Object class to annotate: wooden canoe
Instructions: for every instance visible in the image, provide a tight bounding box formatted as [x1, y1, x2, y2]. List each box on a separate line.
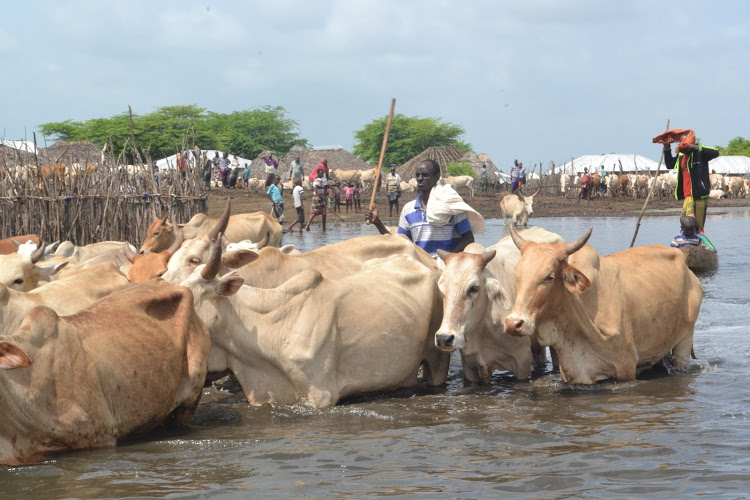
[679, 245, 718, 273]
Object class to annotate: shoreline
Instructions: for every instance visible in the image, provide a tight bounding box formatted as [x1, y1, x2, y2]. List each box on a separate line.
[205, 188, 750, 223]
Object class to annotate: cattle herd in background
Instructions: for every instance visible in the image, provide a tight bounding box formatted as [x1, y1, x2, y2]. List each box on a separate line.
[0, 191, 707, 465]
[558, 170, 749, 199]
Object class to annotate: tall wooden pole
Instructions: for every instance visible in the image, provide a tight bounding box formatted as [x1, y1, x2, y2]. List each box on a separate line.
[630, 119, 670, 248]
[368, 98, 396, 216]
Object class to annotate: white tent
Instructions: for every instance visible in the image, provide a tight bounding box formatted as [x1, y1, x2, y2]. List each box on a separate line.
[554, 154, 660, 175]
[708, 156, 750, 174]
[155, 150, 253, 170]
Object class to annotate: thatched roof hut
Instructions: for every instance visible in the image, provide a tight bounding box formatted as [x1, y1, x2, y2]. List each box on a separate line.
[249, 150, 283, 178]
[398, 146, 466, 179]
[459, 151, 500, 178]
[43, 141, 102, 165]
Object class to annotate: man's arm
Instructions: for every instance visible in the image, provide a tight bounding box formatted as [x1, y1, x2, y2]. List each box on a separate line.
[452, 230, 474, 253]
[664, 144, 677, 169]
[700, 145, 720, 162]
[364, 208, 391, 235]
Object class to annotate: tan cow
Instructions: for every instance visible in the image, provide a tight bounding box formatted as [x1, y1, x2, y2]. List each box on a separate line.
[0, 280, 210, 465]
[0, 243, 68, 291]
[499, 186, 541, 226]
[504, 225, 703, 384]
[124, 226, 185, 282]
[330, 168, 362, 184]
[618, 174, 630, 197]
[0, 262, 129, 334]
[434, 227, 563, 383]
[139, 198, 282, 254]
[167, 238, 449, 407]
[709, 173, 723, 191]
[728, 176, 746, 198]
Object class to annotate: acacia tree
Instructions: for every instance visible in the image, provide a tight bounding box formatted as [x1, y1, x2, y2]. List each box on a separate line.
[717, 136, 750, 157]
[39, 105, 307, 161]
[353, 114, 471, 166]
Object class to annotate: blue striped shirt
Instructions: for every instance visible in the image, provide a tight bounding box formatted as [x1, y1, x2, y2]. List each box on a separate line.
[397, 194, 472, 257]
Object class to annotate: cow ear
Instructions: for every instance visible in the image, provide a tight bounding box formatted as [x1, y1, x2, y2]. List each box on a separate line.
[221, 250, 259, 269]
[562, 265, 591, 293]
[0, 341, 32, 370]
[38, 261, 68, 277]
[485, 278, 510, 309]
[215, 272, 244, 297]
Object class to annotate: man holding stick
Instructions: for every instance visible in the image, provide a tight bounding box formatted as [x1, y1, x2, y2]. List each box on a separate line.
[366, 159, 474, 258]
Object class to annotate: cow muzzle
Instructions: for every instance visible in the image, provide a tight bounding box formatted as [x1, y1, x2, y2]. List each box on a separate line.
[504, 314, 533, 337]
[435, 331, 459, 352]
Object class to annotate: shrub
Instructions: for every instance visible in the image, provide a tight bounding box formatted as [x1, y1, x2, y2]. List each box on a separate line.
[445, 162, 476, 178]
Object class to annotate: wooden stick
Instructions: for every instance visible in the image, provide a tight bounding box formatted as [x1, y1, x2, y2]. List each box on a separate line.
[630, 119, 670, 248]
[368, 98, 396, 216]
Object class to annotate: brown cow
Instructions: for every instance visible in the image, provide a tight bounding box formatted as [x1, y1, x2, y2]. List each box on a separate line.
[0, 280, 210, 465]
[124, 226, 185, 282]
[618, 174, 630, 197]
[504, 225, 703, 384]
[0, 235, 40, 255]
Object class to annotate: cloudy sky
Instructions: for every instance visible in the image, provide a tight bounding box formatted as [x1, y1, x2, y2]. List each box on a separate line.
[2, 0, 748, 170]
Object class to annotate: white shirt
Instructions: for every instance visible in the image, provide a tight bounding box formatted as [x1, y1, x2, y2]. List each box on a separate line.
[293, 185, 304, 207]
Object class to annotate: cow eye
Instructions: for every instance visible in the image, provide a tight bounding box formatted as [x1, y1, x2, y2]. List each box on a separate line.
[189, 257, 201, 264]
[13, 278, 23, 285]
[544, 274, 554, 282]
[468, 285, 479, 295]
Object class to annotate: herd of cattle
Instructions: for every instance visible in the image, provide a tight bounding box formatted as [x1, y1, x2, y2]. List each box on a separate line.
[0, 199, 704, 465]
[559, 171, 749, 199]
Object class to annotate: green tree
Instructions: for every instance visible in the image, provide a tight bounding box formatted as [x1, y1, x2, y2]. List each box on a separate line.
[446, 162, 476, 178]
[38, 105, 307, 162]
[353, 114, 471, 166]
[717, 136, 750, 157]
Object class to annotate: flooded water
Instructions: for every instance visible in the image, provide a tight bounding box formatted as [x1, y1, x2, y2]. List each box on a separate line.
[2, 209, 750, 498]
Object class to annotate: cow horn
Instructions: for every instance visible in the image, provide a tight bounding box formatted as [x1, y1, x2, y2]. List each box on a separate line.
[531, 184, 541, 197]
[509, 224, 527, 250]
[123, 242, 138, 263]
[563, 227, 593, 256]
[206, 198, 231, 242]
[11, 239, 22, 247]
[167, 223, 184, 256]
[256, 231, 270, 250]
[481, 249, 496, 266]
[201, 233, 223, 281]
[30, 242, 46, 263]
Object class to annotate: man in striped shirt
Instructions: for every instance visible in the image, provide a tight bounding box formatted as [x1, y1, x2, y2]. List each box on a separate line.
[366, 160, 474, 258]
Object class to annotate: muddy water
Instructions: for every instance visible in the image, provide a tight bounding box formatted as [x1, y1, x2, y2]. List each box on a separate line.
[2, 210, 749, 498]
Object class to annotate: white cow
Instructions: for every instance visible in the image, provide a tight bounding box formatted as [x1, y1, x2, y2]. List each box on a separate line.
[708, 189, 726, 200]
[499, 186, 541, 226]
[434, 227, 563, 383]
[167, 240, 450, 407]
[443, 175, 475, 197]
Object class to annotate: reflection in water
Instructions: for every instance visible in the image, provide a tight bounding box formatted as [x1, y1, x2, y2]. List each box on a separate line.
[2, 210, 750, 497]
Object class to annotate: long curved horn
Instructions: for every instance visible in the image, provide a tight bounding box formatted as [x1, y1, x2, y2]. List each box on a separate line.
[509, 224, 527, 250]
[531, 184, 541, 197]
[167, 223, 184, 256]
[256, 231, 270, 250]
[123, 242, 138, 263]
[30, 242, 46, 263]
[206, 198, 231, 242]
[563, 227, 593, 256]
[11, 239, 22, 247]
[201, 233, 223, 281]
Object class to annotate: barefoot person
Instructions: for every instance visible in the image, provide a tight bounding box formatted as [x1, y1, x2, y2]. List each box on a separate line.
[288, 179, 305, 232]
[305, 168, 327, 231]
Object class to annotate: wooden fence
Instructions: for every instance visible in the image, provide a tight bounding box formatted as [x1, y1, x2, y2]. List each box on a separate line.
[0, 148, 207, 247]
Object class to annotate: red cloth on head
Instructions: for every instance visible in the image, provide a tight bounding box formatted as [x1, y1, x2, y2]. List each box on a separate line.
[652, 129, 696, 152]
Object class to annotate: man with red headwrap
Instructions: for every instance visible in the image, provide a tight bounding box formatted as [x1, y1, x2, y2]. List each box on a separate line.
[655, 129, 719, 231]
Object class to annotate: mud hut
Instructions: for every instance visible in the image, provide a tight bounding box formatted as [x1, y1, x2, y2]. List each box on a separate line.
[301, 146, 372, 177]
[398, 146, 466, 180]
[459, 151, 500, 178]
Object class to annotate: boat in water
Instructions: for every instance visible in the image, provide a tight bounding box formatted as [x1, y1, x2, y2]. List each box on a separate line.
[680, 244, 718, 273]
